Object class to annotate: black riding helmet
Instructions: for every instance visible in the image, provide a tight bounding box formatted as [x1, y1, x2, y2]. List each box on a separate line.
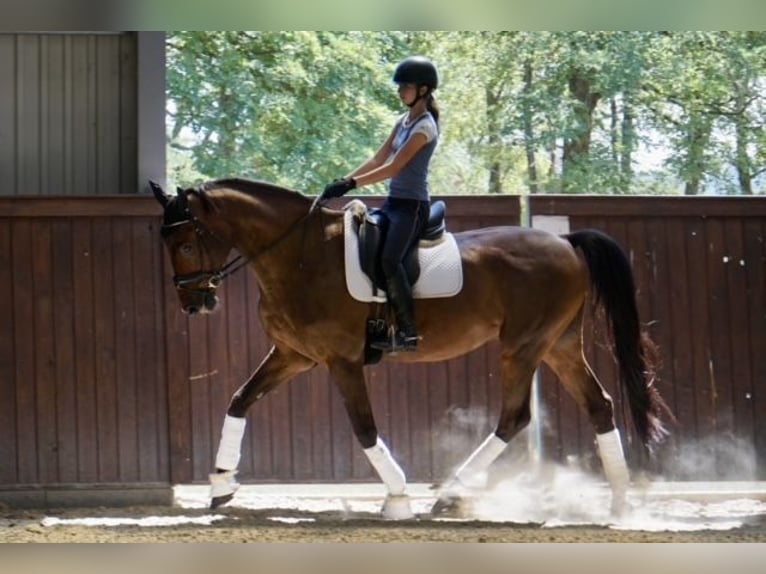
[393, 56, 438, 90]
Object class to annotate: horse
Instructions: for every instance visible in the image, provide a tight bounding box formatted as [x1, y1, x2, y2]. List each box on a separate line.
[150, 177, 672, 519]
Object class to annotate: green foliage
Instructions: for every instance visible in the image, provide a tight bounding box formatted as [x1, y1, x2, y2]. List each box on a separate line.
[167, 31, 411, 192]
[167, 31, 766, 196]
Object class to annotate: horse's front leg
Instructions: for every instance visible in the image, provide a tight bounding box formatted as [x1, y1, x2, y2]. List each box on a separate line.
[328, 358, 414, 520]
[210, 345, 315, 509]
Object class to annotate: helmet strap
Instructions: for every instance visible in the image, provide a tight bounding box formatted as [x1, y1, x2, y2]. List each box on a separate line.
[406, 87, 431, 109]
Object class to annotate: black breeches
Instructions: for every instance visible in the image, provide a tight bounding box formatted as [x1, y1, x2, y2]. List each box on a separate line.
[379, 197, 430, 278]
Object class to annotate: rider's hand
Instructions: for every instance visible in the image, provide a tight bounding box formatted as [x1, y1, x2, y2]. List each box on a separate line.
[320, 177, 357, 201]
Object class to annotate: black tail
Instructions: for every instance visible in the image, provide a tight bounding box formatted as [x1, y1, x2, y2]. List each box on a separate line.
[565, 229, 673, 451]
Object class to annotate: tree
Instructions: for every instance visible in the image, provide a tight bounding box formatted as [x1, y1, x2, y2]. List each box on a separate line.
[712, 32, 766, 195]
[640, 32, 766, 195]
[167, 31, 766, 196]
[167, 31, 412, 192]
[431, 31, 530, 195]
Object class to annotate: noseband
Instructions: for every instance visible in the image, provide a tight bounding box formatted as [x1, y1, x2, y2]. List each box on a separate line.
[168, 259, 243, 291]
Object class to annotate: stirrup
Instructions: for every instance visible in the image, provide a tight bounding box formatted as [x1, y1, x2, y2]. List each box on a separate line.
[370, 330, 420, 353]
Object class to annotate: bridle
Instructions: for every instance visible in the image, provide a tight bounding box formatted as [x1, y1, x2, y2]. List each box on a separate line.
[160, 203, 247, 294]
[160, 228, 244, 292]
[161, 192, 314, 296]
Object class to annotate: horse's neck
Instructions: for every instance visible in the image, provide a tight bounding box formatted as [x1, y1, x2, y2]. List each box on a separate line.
[211, 187, 309, 256]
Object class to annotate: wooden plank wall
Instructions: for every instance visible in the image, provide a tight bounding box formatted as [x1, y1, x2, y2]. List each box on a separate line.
[0, 197, 169, 486]
[2, 194, 763, 489]
[530, 196, 766, 480]
[0, 33, 137, 196]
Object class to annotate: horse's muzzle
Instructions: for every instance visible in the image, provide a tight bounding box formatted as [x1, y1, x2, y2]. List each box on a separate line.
[184, 305, 200, 315]
[182, 290, 219, 315]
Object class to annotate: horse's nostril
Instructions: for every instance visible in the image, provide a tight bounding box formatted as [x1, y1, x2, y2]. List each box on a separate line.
[204, 292, 219, 310]
[184, 305, 200, 315]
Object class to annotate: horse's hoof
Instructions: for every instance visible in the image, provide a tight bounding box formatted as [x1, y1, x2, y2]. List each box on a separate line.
[430, 495, 470, 518]
[210, 493, 234, 509]
[208, 469, 239, 507]
[382, 494, 415, 520]
[610, 495, 632, 519]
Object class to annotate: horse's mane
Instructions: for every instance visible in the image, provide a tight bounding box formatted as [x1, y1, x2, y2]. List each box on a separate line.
[194, 178, 310, 205]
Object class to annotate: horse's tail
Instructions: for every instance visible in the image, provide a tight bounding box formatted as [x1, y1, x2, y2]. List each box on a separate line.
[565, 229, 673, 451]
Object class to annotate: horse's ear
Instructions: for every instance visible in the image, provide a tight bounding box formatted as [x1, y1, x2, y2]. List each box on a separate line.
[149, 180, 170, 207]
[176, 186, 188, 201]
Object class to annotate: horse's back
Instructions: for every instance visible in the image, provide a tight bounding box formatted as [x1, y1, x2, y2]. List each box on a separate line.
[455, 225, 579, 268]
[454, 224, 587, 310]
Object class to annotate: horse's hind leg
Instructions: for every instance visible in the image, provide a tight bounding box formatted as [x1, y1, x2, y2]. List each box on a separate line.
[433, 345, 540, 514]
[328, 358, 414, 520]
[210, 345, 315, 508]
[543, 321, 630, 515]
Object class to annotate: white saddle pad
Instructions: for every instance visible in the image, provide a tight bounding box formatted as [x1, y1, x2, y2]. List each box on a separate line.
[343, 207, 463, 303]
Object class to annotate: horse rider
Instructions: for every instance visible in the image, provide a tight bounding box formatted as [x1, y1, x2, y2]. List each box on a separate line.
[319, 55, 440, 352]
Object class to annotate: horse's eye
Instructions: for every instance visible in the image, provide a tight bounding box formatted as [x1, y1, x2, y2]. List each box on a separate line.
[180, 243, 195, 256]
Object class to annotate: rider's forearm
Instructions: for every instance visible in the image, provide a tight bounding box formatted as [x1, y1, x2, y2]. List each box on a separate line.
[348, 157, 383, 179]
[352, 162, 398, 188]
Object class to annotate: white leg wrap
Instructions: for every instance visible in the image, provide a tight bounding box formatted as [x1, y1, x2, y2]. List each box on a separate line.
[596, 429, 630, 493]
[209, 469, 240, 499]
[214, 415, 247, 470]
[363, 437, 406, 495]
[455, 433, 507, 488]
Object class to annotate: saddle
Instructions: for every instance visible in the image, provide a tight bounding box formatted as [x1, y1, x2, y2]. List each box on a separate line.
[356, 200, 447, 293]
[343, 200, 462, 364]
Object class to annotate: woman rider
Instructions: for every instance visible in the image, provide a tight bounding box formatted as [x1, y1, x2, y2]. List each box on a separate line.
[319, 56, 440, 352]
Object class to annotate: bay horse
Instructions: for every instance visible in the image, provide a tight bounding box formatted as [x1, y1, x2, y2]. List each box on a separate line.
[151, 178, 671, 519]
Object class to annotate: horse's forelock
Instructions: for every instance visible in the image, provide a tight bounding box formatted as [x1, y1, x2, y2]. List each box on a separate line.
[163, 182, 216, 222]
[163, 192, 191, 226]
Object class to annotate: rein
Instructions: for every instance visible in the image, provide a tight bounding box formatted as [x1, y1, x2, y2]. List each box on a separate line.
[161, 198, 314, 292]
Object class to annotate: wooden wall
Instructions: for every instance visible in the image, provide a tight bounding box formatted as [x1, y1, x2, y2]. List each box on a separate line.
[1, 193, 764, 502]
[0, 197, 169, 491]
[0, 33, 137, 196]
[530, 196, 766, 480]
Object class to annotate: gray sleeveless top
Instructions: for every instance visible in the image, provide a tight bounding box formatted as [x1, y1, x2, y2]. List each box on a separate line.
[388, 112, 439, 201]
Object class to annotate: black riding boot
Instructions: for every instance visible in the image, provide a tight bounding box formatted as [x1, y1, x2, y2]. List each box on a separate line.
[370, 268, 419, 352]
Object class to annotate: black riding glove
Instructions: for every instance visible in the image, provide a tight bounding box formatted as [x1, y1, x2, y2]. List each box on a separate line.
[321, 177, 357, 200]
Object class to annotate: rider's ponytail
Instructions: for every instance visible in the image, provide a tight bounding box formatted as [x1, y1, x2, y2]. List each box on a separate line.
[426, 93, 440, 125]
